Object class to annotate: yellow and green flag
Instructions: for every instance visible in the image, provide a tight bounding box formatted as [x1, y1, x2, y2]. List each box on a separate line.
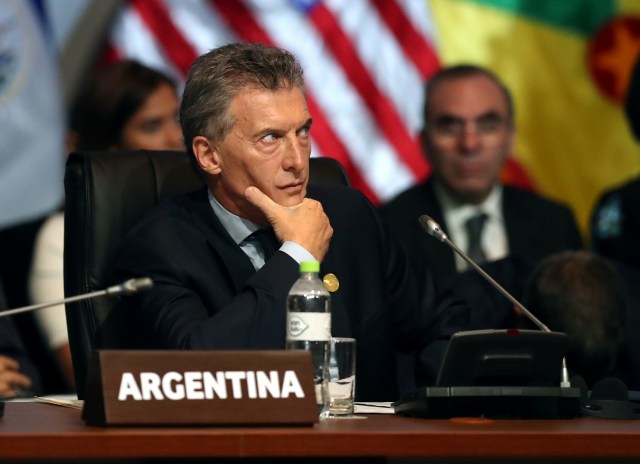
[432, 0, 640, 237]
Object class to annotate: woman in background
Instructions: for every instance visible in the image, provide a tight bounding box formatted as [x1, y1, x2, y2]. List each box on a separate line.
[28, 60, 183, 392]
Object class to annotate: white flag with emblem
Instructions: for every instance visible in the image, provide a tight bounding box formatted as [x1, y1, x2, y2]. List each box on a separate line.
[0, 0, 64, 227]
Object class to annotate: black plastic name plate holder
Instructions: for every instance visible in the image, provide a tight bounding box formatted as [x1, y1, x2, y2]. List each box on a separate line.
[394, 329, 582, 419]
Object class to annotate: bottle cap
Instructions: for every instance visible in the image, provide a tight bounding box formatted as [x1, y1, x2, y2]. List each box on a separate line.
[299, 261, 320, 273]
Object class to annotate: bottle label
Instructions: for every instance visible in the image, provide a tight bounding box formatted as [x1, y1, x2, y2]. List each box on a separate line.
[286, 312, 331, 341]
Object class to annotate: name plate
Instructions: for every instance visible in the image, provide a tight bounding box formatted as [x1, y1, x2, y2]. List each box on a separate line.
[82, 350, 318, 426]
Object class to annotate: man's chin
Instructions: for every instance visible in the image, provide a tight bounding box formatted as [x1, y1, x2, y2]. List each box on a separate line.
[450, 183, 493, 204]
[463, 191, 492, 205]
[279, 194, 306, 207]
[276, 188, 307, 207]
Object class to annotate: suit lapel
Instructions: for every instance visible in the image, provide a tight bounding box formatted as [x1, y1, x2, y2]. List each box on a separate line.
[502, 187, 530, 258]
[187, 188, 257, 292]
[318, 248, 350, 336]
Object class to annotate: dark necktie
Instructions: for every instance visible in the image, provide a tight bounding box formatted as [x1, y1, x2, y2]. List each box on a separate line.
[465, 213, 488, 264]
[249, 228, 279, 261]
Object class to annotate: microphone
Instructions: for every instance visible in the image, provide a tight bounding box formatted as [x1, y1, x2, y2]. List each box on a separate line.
[0, 277, 153, 318]
[418, 215, 548, 331]
[418, 214, 571, 387]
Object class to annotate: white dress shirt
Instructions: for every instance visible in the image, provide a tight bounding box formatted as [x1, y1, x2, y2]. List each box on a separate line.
[433, 182, 508, 271]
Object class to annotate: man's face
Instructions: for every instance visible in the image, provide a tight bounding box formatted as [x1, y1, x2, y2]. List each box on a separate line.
[201, 86, 312, 222]
[423, 75, 514, 204]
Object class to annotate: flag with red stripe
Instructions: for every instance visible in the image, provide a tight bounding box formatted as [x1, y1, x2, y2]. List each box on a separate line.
[105, 0, 441, 204]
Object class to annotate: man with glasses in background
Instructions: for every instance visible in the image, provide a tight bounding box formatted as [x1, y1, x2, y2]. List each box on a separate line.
[379, 65, 582, 282]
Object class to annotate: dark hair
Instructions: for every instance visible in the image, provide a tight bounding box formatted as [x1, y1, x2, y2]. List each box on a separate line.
[423, 64, 514, 122]
[70, 60, 176, 150]
[180, 42, 305, 159]
[523, 251, 628, 386]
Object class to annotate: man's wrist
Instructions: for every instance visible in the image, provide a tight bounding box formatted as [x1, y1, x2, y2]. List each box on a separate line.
[281, 241, 316, 263]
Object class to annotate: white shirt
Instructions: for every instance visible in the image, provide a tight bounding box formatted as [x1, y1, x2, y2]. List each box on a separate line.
[28, 212, 68, 350]
[433, 182, 508, 271]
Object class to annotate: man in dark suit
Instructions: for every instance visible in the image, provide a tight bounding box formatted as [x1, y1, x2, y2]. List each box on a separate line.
[114, 43, 467, 401]
[379, 65, 582, 281]
[590, 55, 640, 271]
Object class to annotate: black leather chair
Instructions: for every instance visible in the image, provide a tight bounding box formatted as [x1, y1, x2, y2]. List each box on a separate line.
[64, 150, 350, 397]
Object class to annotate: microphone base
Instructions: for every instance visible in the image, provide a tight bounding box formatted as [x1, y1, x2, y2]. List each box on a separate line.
[394, 386, 582, 419]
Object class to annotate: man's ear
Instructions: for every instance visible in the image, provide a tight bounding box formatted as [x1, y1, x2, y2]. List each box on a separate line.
[192, 136, 221, 175]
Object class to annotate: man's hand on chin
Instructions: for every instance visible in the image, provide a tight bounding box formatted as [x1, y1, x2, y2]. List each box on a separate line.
[244, 186, 333, 261]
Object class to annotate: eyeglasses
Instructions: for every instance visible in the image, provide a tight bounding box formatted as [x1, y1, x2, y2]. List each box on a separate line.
[427, 114, 512, 143]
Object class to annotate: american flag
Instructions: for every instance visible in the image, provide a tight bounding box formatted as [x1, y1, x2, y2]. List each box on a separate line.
[103, 0, 442, 204]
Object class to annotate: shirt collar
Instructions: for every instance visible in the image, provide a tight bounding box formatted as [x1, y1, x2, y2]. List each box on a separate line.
[434, 180, 503, 225]
[207, 190, 261, 245]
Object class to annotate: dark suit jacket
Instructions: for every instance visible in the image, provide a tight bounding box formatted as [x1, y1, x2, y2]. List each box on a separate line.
[591, 177, 640, 270]
[378, 179, 583, 281]
[114, 185, 468, 401]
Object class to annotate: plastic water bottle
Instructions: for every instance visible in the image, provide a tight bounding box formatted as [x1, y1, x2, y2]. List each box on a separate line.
[286, 261, 331, 415]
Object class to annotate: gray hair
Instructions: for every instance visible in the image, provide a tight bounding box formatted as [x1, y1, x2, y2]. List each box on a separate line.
[180, 42, 305, 159]
[424, 64, 514, 121]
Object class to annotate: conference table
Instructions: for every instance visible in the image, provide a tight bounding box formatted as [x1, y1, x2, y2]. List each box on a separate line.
[1, 402, 640, 462]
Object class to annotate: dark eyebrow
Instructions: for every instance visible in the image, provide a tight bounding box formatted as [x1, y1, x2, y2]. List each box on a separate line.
[432, 114, 463, 124]
[432, 111, 505, 124]
[476, 111, 503, 122]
